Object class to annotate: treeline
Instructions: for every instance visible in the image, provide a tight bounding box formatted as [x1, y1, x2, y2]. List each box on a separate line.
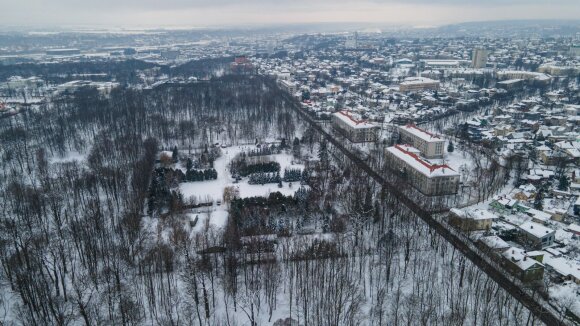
[248, 172, 281, 185]
[185, 168, 218, 182]
[247, 145, 281, 157]
[283, 168, 307, 183]
[231, 159, 281, 177]
[0, 59, 162, 84]
[148, 166, 187, 214]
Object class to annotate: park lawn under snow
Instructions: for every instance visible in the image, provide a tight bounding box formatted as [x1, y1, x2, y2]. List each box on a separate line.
[179, 145, 307, 230]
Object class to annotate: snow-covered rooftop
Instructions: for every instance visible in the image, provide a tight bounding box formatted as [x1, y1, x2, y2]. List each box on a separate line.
[451, 208, 498, 220]
[502, 247, 544, 271]
[519, 221, 555, 239]
[333, 110, 377, 129]
[567, 223, 580, 234]
[400, 124, 444, 142]
[387, 145, 459, 178]
[544, 254, 580, 281]
[480, 235, 510, 250]
[400, 77, 439, 86]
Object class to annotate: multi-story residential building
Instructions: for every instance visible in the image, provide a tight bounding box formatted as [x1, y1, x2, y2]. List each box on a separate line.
[422, 59, 464, 69]
[570, 45, 580, 57]
[385, 144, 460, 195]
[471, 48, 489, 68]
[496, 70, 551, 84]
[538, 64, 579, 76]
[398, 124, 445, 158]
[279, 79, 298, 95]
[399, 77, 440, 92]
[331, 110, 378, 143]
[496, 79, 524, 90]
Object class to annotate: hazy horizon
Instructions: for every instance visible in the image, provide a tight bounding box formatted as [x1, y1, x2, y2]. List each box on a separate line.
[1, 0, 579, 29]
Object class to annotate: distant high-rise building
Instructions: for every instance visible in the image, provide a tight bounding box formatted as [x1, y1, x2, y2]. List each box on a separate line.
[570, 45, 580, 57]
[472, 48, 489, 68]
[345, 32, 358, 49]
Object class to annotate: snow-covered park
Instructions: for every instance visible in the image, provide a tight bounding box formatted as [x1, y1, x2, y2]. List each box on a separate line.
[178, 145, 307, 231]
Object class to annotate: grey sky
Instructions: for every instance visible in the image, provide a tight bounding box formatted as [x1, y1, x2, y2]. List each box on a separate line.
[1, 0, 579, 28]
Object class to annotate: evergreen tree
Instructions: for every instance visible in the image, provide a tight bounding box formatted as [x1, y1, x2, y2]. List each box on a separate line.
[318, 140, 329, 168]
[172, 146, 179, 162]
[186, 158, 193, 171]
[293, 137, 300, 146]
[447, 141, 454, 153]
[401, 167, 408, 180]
[533, 190, 543, 210]
[558, 174, 570, 191]
[292, 137, 301, 158]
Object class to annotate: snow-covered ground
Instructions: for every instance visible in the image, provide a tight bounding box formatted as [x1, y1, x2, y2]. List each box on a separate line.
[49, 150, 87, 163]
[179, 145, 307, 231]
[550, 282, 580, 317]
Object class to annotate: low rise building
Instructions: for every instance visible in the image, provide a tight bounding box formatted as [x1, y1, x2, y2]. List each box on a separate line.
[518, 221, 555, 249]
[331, 110, 378, 143]
[449, 208, 498, 232]
[544, 254, 580, 284]
[399, 77, 440, 93]
[501, 247, 545, 282]
[497, 79, 523, 90]
[567, 223, 580, 236]
[385, 144, 460, 195]
[398, 124, 445, 158]
[478, 235, 510, 254]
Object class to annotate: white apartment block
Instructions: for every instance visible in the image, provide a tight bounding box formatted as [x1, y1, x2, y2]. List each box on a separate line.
[332, 110, 378, 143]
[472, 48, 489, 68]
[398, 124, 445, 158]
[386, 145, 460, 196]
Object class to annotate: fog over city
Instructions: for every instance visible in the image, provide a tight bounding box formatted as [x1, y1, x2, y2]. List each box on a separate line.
[1, 0, 580, 27]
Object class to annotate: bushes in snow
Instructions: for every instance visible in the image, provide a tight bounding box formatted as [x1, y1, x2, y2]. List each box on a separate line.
[248, 172, 281, 185]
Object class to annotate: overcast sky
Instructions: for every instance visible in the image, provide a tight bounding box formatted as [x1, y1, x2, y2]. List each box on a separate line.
[1, 0, 579, 28]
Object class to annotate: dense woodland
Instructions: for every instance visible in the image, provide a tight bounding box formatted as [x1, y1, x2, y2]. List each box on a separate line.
[0, 71, 542, 325]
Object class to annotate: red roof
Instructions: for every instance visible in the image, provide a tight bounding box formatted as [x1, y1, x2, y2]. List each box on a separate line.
[337, 110, 368, 126]
[394, 144, 454, 173]
[404, 123, 440, 139]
